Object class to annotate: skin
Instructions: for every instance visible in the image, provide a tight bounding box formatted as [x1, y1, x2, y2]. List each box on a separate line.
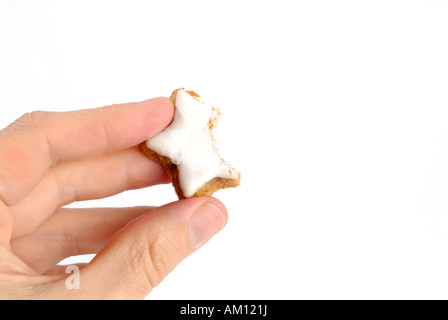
[0, 97, 228, 300]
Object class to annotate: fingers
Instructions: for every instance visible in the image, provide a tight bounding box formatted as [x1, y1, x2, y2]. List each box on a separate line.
[11, 207, 155, 274]
[55, 197, 228, 299]
[0, 97, 174, 206]
[10, 147, 169, 238]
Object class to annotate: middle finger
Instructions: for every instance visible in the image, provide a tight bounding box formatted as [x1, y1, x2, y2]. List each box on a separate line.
[10, 146, 169, 238]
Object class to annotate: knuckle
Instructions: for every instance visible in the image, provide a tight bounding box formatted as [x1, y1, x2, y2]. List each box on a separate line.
[126, 232, 171, 290]
[0, 110, 50, 139]
[19, 111, 47, 126]
[10, 111, 48, 132]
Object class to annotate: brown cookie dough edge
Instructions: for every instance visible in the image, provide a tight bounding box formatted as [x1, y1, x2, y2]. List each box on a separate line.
[139, 142, 187, 199]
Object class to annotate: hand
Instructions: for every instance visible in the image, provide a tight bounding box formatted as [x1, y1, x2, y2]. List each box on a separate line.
[0, 98, 228, 299]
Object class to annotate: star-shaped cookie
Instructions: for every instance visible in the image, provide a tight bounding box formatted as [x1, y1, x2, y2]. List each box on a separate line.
[140, 88, 241, 199]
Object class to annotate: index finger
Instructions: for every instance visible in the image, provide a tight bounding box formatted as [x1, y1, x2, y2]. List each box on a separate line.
[0, 97, 173, 206]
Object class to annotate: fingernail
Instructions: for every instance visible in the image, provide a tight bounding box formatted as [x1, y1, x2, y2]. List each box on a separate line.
[189, 202, 226, 248]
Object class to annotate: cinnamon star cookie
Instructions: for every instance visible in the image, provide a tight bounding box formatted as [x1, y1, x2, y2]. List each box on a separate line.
[140, 88, 241, 199]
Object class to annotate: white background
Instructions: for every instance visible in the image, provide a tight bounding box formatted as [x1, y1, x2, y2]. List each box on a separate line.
[1, 0, 448, 299]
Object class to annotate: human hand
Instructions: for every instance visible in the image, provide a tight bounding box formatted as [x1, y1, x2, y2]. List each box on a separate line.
[0, 98, 228, 299]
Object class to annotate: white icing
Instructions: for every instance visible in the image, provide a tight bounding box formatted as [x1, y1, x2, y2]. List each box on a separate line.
[146, 89, 239, 197]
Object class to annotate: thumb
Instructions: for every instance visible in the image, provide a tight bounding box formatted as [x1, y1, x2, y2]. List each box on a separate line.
[72, 197, 227, 299]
